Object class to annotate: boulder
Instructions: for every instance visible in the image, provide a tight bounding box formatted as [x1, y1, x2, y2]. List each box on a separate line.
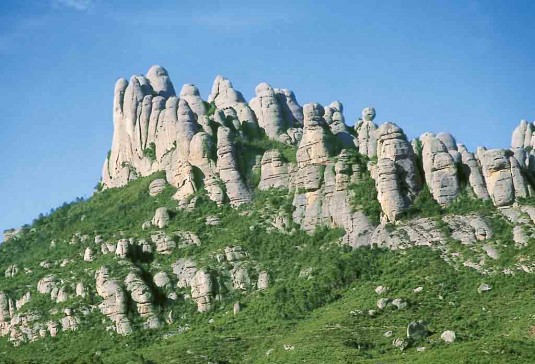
[441, 330, 456, 343]
[149, 178, 167, 196]
[190, 269, 213, 312]
[420, 134, 459, 205]
[152, 207, 170, 229]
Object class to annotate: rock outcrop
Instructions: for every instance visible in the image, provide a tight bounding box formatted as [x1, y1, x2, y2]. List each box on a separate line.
[95, 267, 132, 335]
[101, 66, 534, 229]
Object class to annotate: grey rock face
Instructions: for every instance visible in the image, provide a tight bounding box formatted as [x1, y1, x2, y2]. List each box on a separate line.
[95, 267, 132, 335]
[420, 134, 459, 205]
[146, 65, 175, 98]
[217, 127, 252, 206]
[355, 107, 378, 158]
[153, 272, 171, 288]
[441, 330, 456, 343]
[152, 232, 176, 255]
[458, 145, 490, 200]
[511, 120, 534, 149]
[208, 75, 258, 132]
[249, 82, 286, 140]
[61, 308, 79, 332]
[125, 271, 161, 329]
[259, 149, 289, 190]
[324, 101, 357, 149]
[180, 84, 206, 116]
[275, 88, 303, 127]
[152, 207, 170, 229]
[172, 258, 198, 288]
[370, 122, 420, 221]
[479, 149, 527, 206]
[149, 179, 167, 197]
[190, 269, 213, 312]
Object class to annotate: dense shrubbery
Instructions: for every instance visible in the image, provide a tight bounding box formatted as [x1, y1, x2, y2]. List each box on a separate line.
[1, 148, 534, 363]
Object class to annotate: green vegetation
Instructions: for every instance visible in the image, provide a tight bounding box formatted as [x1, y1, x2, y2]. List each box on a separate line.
[0, 153, 534, 363]
[143, 142, 157, 161]
[347, 150, 382, 225]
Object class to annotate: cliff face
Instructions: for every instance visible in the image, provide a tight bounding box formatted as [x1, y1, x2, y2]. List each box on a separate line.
[102, 65, 535, 238]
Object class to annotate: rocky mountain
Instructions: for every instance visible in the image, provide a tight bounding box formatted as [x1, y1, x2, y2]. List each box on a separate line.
[1, 65, 534, 363]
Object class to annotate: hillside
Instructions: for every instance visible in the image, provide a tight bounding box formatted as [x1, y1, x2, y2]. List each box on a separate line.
[1, 66, 534, 363]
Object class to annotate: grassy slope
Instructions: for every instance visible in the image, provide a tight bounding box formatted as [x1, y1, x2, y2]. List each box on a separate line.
[0, 174, 534, 364]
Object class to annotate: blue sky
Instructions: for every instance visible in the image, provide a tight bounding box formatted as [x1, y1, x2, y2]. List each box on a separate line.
[1, 0, 534, 238]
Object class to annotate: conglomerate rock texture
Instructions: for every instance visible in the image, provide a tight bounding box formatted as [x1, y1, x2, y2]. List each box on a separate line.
[102, 65, 535, 228]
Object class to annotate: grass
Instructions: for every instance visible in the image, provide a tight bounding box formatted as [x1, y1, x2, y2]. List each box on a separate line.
[0, 154, 534, 363]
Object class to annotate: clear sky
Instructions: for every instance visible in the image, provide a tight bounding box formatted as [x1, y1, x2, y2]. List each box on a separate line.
[1, 0, 534, 239]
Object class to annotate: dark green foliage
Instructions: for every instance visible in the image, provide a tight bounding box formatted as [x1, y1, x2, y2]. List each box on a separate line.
[143, 142, 157, 161]
[1, 143, 534, 363]
[204, 101, 217, 117]
[346, 150, 382, 225]
[401, 186, 442, 219]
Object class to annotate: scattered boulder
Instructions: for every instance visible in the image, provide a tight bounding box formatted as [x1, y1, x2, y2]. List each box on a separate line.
[149, 179, 167, 196]
[441, 330, 456, 343]
[477, 283, 492, 294]
[257, 271, 269, 290]
[152, 207, 170, 229]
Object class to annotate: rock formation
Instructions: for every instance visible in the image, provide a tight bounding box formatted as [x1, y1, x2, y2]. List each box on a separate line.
[101, 65, 534, 227]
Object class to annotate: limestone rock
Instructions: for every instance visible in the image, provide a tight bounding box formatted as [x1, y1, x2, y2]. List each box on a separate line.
[275, 88, 303, 127]
[371, 122, 420, 221]
[208, 75, 258, 132]
[230, 266, 250, 291]
[190, 269, 213, 312]
[355, 107, 378, 158]
[152, 207, 170, 229]
[420, 134, 459, 205]
[172, 258, 197, 288]
[296, 103, 330, 170]
[257, 271, 269, 290]
[37, 275, 57, 295]
[511, 120, 534, 149]
[146, 65, 175, 98]
[83, 247, 94, 262]
[249, 82, 286, 140]
[480, 150, 517, 206]
[441, 330, 456, 343]
[477, 283, 492, 293]
[125, 271, 161, 329]
[4, 265, 17, 278]
[151, 232, 176, 255]
[179, 84, 206, 116]
[61, 308, 79, 332]
[225, 246, 247, 262]
[458, 145, 490, 200]
[217, 127, 252, 206]
[324, 101, 356, 148]
[115, 239, 130, 259]
[95, 267, 132, 335]
[259, 149, 290, 190]
[75, 283, 86, 298]
[176, 231, 201, 248]
[149, 178, 167, 196]
[153, 272, 171, 288]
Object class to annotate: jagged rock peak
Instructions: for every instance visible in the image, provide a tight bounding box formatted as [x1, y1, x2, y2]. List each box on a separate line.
[146, 65, 176, 98]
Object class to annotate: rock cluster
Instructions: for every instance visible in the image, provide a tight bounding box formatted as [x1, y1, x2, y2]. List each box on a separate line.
[95, 267, 132, 335]
[102, 66, 535, 232]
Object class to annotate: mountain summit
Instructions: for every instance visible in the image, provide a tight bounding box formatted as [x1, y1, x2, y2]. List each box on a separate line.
[1, 66, 534, 363]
